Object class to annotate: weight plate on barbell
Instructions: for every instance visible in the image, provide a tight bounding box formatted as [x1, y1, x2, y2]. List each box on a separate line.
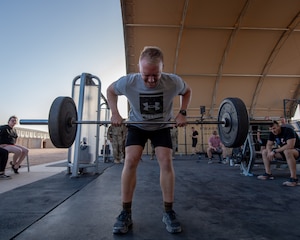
[48, 97, 78, 148]
[217, 98, 249, 148]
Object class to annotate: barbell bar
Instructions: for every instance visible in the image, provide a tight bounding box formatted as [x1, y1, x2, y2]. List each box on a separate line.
[20, 119, 226, 125]
[19, 96, 255, 149]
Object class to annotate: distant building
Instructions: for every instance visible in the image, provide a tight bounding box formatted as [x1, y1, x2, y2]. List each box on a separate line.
[15, 127, 55, 149]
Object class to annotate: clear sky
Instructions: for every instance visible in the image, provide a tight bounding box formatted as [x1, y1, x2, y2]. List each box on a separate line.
[0, 0, 127, 131]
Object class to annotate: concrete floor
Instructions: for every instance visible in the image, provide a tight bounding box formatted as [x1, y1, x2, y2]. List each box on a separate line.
[1, 155, 300, 240]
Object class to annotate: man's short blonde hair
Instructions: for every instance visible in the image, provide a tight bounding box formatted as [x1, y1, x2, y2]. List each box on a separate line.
[139, 46, 164, 64]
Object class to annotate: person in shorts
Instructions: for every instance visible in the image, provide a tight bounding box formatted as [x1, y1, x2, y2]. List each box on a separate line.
[0, 116, 29, 174]
[207, 130, 227, 164]
[257, 120, 300, 187]
[107, 46, 192, 234]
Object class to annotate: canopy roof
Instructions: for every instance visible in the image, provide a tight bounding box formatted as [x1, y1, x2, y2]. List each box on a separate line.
[120, 0, 300, 120]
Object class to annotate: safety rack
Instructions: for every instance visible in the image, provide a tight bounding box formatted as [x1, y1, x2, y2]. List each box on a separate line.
[67, 73, 103, 177]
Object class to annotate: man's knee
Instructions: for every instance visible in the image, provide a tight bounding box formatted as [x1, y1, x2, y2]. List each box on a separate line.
[283, 149, 298, 160]
[261, 149, 268, 157]
[23, 148, 29, 155]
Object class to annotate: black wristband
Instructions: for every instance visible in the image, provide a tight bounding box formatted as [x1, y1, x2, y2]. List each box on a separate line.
[179, 110, 187, 116]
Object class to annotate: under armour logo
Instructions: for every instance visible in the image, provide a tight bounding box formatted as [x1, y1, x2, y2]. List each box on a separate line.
[143, 102, 161, 111]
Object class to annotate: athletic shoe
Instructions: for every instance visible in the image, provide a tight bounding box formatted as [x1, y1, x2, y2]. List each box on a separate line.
[222, 159, 228, 164]
[113, 210, 132, 234]
[11, 166, 19, 174]
[257, 173, 274, 180]
[0, 174, 12, 180]
[282, 178, 298, 187]
[162, 210, 182, 233]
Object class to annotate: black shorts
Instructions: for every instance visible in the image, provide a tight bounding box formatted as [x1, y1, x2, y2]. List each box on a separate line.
[126, 126, 172, 149]
[279, 148, 300, 161]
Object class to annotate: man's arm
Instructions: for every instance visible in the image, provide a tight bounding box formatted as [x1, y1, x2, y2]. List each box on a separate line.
[107, 82, 123, 125]
[175, 85, 192, 127]
[180, 85, 192, 111]
[278, 138, 296, 151]
[208, 137, 214, 149]
[266, 140, 274, 152]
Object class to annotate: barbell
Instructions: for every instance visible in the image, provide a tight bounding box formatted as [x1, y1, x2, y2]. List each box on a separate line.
[19, 96, 257, 149]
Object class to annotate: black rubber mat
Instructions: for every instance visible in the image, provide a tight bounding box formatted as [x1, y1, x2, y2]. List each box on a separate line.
[1, 155, 300, 240]
[0, 172, 99, 240]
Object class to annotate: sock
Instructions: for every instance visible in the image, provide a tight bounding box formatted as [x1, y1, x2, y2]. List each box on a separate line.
[122, 202, 132, 213]
[164, 202, 173, 212]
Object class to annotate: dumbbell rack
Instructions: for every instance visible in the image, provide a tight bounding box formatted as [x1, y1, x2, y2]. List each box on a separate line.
[67, 73, 102, 177]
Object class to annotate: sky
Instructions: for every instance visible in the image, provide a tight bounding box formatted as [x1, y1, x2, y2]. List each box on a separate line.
[0, 0, 127, 132]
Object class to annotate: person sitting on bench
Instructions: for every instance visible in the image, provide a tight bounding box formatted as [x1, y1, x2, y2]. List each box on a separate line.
[207, 130, 227, 164]
[257, 120, 300, 187]
[0, 116, 29, 174]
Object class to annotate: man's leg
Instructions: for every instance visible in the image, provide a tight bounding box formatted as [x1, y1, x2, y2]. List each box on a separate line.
[156, 146, 174, 202]
[282, 149, 299, 187]
[222, 146, 227, 159]
[113, 145, 143, 234]
[207, 148, 213, 163]
[0, 148, 9, 174]
[284, 149, 298, 179]
[156, 146, 182, 233]
[257, 149, 274, 180]
[13, 145, 28, 168]
[3, 145, 21, 165]
[0, 148, 11, 179]
[262, 149, 272, 173]
[121, 145, 143, 202]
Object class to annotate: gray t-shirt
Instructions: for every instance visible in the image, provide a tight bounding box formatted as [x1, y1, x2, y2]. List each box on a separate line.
[114, 73, 187, 131]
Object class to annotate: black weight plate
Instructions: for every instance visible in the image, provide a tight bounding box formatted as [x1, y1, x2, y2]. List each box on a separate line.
[48, 97, 77, 148]
[217, 98, 249, 148]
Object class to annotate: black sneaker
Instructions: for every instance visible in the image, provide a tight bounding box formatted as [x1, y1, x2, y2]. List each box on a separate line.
[162, 210, 182, 233]
[113, 210, 132, 234]
[0, 174, 12, 180]
[12, 166, 19, 174]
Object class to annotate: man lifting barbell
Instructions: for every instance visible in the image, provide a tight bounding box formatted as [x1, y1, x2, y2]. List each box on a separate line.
[18, 49, 252, 233]
[107, 46, 192, 234]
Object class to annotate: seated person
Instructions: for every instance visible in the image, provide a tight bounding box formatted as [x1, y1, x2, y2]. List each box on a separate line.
[0, 147, 11, 179]
[257, 120, 300, 187]
[0, 116, 29, 174]
[207, 130, 227, 164]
